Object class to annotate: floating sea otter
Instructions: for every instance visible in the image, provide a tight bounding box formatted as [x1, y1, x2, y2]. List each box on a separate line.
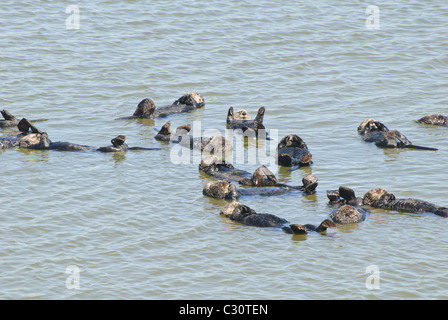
[0, 109, 48, 128]
[202, 174, 318, 200]
[226, 106, 269, 139]
[416, 114, 448, 127]
[357, 118, 438, 150]
[328, 185, 448, 218]
[220, 202, 336, 235]
[276, 134, 313, 169]
[363, 188, 448, 218]
[116, 92, 205, 120]
[154, 121, 232, 153]
[0, 118, 160, 152]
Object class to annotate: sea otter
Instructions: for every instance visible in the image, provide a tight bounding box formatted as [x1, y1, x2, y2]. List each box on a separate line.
[357, 118, 438, 150]
[154, 121, 232, 153]
[0, 119, 160, 152]
[220, 202, 336, 235]
[202, 174, 318, 200]
[0, 109, 48, 128]
[363, 188, 448, 218]
[115, 92, 205, 120]
[328, 185, 448, 218]
[276, 134, 313, 169]
[0, 118, 48, 149]
[226, 106, 268, 139]
[416, 114, 448, 127]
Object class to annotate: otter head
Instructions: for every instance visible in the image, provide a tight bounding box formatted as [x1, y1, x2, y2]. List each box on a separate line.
[234, 109, 251, 120]
[111, 135, 127, 147]
[357, 118, 389, 135]
[251, 165, 278, 186]
[363, 188, 396, 206]
[203, 180, 238, 200]
[173, 92, 205, 108]
[331, 205, 366, 224]
[133, 98, 156, 118]
[19, 131, 50, 149]
[277, 134, 308, 150]
[302, 174, 318, 194]
[220, 202, 256, 221]
[199, 155, 234, 173]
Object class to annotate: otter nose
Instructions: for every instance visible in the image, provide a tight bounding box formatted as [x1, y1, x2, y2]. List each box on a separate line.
[242, 112, 247, 115]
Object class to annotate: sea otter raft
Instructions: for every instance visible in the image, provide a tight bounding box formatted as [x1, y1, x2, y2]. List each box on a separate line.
[357, 118, 438, 150]
[116, 92, 205, 120]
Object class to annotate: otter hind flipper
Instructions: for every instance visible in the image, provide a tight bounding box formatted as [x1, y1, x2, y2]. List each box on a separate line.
[403, 144, 438, 151]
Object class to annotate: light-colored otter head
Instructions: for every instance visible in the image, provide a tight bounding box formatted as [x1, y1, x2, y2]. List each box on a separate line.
[234, 109, 251, 120]
[363, 188, 396, 206]
[203, 180, 238, 200]
[18, 131, 51, 149]
[173, 92, 205, 108]
[330, 204, 366, 224]
[357, 118, 389, 135]
[219, 201, 256, 220]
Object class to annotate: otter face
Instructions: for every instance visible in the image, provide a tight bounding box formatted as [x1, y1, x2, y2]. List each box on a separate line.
[363, 188, 396, 205]
[203, 180, 238, 200]
[234, 109, 251, 120]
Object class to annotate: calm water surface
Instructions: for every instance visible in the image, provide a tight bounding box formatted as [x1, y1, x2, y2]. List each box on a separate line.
[0, 1, 447, 299]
